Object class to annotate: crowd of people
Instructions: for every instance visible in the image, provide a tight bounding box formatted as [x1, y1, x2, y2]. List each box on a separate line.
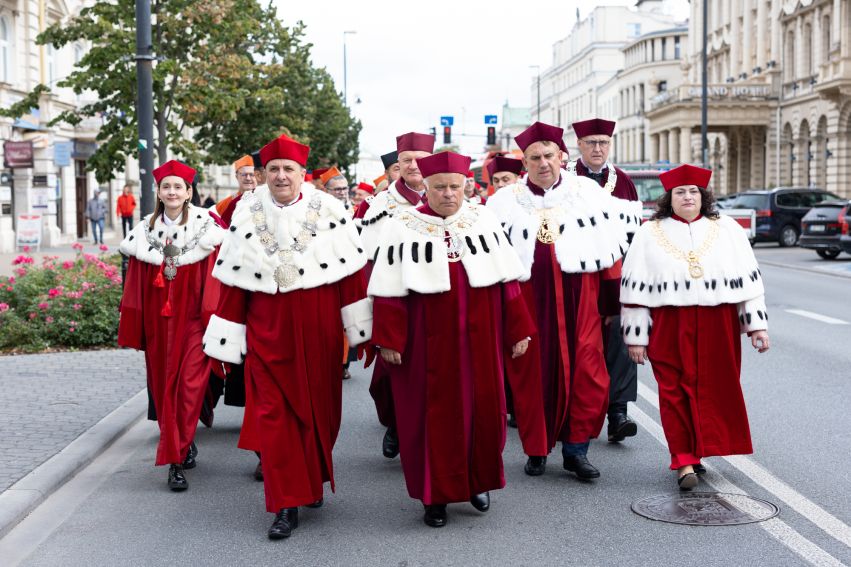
[116, 118, 771, 540]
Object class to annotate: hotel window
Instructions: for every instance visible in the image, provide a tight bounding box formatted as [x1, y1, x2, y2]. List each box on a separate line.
[0, 17, 9, 83]
[661, 37, 667, 60]
[674, 36, 681, 59]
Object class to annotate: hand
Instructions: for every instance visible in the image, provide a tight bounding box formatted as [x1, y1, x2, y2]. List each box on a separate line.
[751, 330, 770, 353]
[511, 338, 530, 359]
[380, 348, 402, 365]
[628, 345, 648, 365]
[604, 316, 616, 326]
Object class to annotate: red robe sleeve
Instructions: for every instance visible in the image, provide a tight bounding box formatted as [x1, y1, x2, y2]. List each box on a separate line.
[117, 257, 146, 351]
[597, 259, 622, 317]
[353, 198, 370, 220]
[503, 280, 548, 456]
[372, 296, 408, 353]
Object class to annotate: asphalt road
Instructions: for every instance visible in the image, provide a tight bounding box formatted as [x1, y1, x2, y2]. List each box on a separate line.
[2, 250, 850, 567]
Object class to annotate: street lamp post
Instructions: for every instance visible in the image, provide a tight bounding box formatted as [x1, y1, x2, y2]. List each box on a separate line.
[343, 30, 357, 106]
[530, 65, 541, 121]
[135, 0, 155, 217]
[700, 0, 709, 168]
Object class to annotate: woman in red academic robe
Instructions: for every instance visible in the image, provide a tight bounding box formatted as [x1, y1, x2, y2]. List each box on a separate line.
[118, 160, 225, 491]
[620, 164, 770, 490]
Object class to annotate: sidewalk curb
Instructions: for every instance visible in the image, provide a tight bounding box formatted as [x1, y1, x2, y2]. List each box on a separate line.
[759, 259, 851, 279]
[0, 388, 146, 539]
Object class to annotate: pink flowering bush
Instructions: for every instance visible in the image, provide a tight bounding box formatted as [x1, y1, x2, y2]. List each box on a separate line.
[0, 250, 122, 352]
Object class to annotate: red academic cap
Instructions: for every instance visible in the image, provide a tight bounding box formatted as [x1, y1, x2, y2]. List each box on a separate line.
[396, 132, 435, 153]
[153, 160, 196, 186]
[312, 167, 330, 178]
[659, 164, 713, 192]
[515, 121, 568, 153]
[417, 151, 471, 178]
[572, 118, 616, 138]
[304, 173, 313, 181]
[357, 182, 375, 194]
[486, 156, 523, 178]
[259, 134, 310, 167]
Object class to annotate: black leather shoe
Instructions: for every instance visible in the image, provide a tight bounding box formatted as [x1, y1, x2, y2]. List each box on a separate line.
[182, 441, 198, 469]
[524, 456, 547, 476]
[607, 413, 638, 443]
[382, 427, 399, 459]
[268, 508, 298, 540]
[168, 464, 188, 491]
[342, 368, 352, 380]
[305, 498, 323, 508]
[470, 492, 490, 512]
[507, 414, 517, 428]
[254, 460, 264, 482]
[563, 454, 601, 480]
[423, 504, 447, 528]
[693, 463, 706, 475]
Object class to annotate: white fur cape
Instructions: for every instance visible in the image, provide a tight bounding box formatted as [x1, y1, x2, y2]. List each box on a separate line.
[118, 204, 225, 266]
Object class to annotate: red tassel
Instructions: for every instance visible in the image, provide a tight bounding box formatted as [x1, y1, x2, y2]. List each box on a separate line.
[161, 298, 173, 317]
[153, 265, 165, 288]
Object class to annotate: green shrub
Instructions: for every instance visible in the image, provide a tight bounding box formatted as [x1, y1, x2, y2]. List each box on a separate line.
[0, 249, 123, 353]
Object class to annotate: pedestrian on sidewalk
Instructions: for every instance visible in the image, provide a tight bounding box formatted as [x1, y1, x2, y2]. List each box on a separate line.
[621, 164, 771, 491]
[85, 191, 107, 244]
[117, 160, 226, 492]
[203, 134, 371, 540]
[116, 185, 137, 238]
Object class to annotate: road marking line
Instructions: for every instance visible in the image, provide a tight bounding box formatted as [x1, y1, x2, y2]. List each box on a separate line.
[637, 381, 851, 551]
[631, 405, 848, 567]
[785, 309, 850, 325]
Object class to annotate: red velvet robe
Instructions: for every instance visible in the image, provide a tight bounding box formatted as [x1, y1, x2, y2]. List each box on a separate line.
[524, 179, 622, 449]
[215, 272, 367, 511]
[371, 206, 537, 505]
[647, 304, 752, 469]
[118, 256, 217, 466]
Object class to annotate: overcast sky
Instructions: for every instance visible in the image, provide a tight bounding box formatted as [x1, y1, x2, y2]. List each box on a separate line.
[274, 0, 688, 178]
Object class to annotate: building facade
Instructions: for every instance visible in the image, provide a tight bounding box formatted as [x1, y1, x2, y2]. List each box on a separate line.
[533, 2, 681, 155]
[646, 0, 851, 197]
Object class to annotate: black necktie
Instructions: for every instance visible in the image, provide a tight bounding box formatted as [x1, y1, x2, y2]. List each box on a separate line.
[587, 170, 606, 185]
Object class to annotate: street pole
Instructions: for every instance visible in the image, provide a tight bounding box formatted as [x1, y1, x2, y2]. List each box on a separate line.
[343, 30, 356, 106]
[529, 65, 541, 121]
[701, 0, 709, 169]
[135, 0, 154, 217]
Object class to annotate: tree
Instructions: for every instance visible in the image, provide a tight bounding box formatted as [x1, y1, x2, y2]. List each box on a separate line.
[1, 0, 360, 181]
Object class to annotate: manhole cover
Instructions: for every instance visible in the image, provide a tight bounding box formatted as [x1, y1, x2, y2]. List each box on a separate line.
[632, 492, 780, 526]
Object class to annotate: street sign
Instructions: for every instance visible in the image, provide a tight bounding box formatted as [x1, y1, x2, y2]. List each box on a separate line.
[54, 141, 73, 167]
[484, 115, 498, 125]
[440, 116, 454, 126]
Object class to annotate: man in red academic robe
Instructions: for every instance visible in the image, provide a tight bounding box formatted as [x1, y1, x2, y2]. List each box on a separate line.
[487, 155, 524, 192]
[355, 132, 434, 460]
[487, 122, 632, 480]
[370, 151, 540, 528]
[568, 118, 644, 444]
[203, 134, 372, 540]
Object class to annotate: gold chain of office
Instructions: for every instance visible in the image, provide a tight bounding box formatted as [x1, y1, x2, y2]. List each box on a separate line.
[650, 219, 720, 279]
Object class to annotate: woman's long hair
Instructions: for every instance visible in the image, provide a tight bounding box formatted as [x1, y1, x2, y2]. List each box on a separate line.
[149, 181, 191, 230]
[650, 186, 720, 221]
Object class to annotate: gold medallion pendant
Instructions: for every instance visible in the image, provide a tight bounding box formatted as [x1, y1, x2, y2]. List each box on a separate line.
[687, 251, 704, 279]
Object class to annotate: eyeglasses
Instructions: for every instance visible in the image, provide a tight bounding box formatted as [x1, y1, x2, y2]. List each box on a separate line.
[581, 139, 611, 148]
[236, 173, 255, 179]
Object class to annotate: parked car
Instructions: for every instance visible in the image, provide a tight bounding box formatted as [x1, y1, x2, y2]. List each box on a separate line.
[799, 200, 851, 259]
[715, 193, 739, 209]
[617, 165, 672, 209]
[728, 188, 842, 247]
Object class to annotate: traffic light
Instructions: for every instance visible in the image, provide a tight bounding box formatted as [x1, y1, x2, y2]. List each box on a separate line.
[443, 126, 452, 144]
[430, 126, 437, 138]
[486, 126, 496, 146]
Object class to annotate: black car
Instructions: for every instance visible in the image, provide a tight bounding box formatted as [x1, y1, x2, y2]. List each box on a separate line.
[799, 200, 851, 259]
[731, 188, 842, 246]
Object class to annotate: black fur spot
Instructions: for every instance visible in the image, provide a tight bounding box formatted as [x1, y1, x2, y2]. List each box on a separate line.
[298, 269, 304, 275]
[357, 248, 363, 254]
[685, 281, 691, 290]
[216, 259, 223, 265]
[320, 263, 328, 269]
[465, 236, 477, 255]
[595, 259, 601, 270]
[639, 283, 645, 292]
[590, 216, 596, 226]
[479, 234, 490, 253]
[245, 233, 252, 239]
[425, 242, 433, 263]
[711, 279, 717, 290]
[398, 243, 404, 260]
[581, 261, 587, 270]
[255, 272, 261, 279]
[522, 229, 529, 240]
[219, 338, 226, 345]
[340, 258, 346, 263]
[746, 313, 752, 324]
[359, 330, 366, 337]
[129, 235, 134, 241]
[493, 232, 500, 244]
[340, 218, 347, 224]
[158, 231, 163, 237]
[373, 248, 380, 263]
[233, 266, 240, 271]
[387, 246, 395, 266]
[229, 226, 237, 232]
[330, 222, 336, 229]
[577, 219, 585, 228]
[412, 242, 419, 263]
